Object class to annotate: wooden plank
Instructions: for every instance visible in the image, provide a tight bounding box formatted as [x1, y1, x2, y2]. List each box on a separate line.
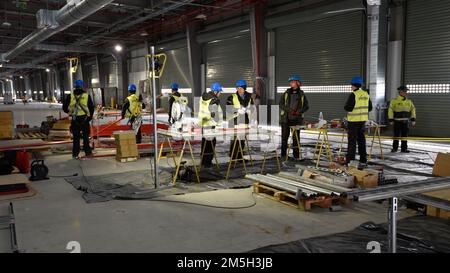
[0, 174, 30, 186]
[253, 182, 339, 211]
[423, 189, 450, 201]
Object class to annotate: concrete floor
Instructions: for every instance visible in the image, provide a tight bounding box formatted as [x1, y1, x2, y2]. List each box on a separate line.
[0, 152, 416, 253]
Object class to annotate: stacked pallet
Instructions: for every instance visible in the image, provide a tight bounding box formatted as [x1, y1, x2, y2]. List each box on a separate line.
[17, 132, 47, 140]
[48, 120, 72, 140]
[0, 111, 14, 140]
[247, 173, 347, 211]
[113, 131, 139, 162]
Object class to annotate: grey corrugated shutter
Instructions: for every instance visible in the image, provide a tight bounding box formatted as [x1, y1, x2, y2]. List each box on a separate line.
[205, 34, 253, 88]
[161, 47, 191, 89]
[404, 0, 450, 137]
[275, 11, 364, 120]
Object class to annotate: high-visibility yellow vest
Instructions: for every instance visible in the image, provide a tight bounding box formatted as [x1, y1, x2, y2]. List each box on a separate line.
[388, 95, 416, 121]
[198, 97, 222, 127]
[231, 93, 250, 109]
[280, 90, 305, 118]
[69, 92, 90, 117]
[125, 94, 142, 118]
[347, 89, 370, 122]
[171, 94, 181, 102]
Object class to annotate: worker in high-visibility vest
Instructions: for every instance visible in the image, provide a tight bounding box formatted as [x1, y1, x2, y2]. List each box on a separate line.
[279, 75, 309, 162]
[62, 79, 95, 159]
[388, 85, 416, 153]
[344, 76, 373, 165]
[198, 82, 223, 168]
[226, 79, 254, 160]
[121, 84, 146, 143]
[168, 83, 182, 125]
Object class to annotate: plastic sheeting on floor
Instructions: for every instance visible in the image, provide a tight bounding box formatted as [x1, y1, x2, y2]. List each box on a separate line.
[250, 215, 450, 253]
[64, 159, 277, 203]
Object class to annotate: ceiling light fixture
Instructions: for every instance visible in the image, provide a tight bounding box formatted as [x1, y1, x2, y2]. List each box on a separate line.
[195, 14, 207, 20]
[114, 44, 123, 52]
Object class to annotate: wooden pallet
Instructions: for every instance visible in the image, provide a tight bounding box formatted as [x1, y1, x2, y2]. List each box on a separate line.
[424, 189, 450, 220]
[17, 132, 47, 140]
[115, 156, 139, 163]
[253, 182, 340, 211]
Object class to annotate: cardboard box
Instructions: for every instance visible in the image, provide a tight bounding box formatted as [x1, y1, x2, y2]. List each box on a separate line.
[0, 129, 13, 139]
[347, 168, 379, 189]
[0, 111, 13, 120]
[52, 121, 71, 130]
[432, 153, 450, 177]
[113, 131, 135, 141]
[117, 147, 138, 157]
[114, 139, 136, 146]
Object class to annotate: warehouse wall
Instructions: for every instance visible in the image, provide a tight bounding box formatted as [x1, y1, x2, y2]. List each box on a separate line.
[404, 0, 450, 137]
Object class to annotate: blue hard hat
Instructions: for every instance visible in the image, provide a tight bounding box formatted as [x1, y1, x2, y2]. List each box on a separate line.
[236, 79, 247, 88]
[74, 80, 84, 88]
[170, 83, 179, 90]
[128, 84, 137, 92]
[210, 82, 223, 92]
[351, 76, 363, 85]
[288, 75, 301, 82]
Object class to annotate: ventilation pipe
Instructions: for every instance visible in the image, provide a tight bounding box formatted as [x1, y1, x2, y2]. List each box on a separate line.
[1, 0, 115, 62]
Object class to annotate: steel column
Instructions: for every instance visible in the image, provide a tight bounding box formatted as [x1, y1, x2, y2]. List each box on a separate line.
[388, 197, 398, 253]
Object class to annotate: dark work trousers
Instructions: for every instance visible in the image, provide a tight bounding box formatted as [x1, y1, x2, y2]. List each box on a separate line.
[346, 121, 367, 164]
[229, 114, 249, 159]
[393, 121, 409, 151]
[281, 120, 302, 159]
[128, 117, 142, 144]
[201, 137, 217, 167]
[71, 116, 92, 157]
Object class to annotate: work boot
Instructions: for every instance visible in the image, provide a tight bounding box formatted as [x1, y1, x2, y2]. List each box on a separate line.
[401, 150, 410, 153]
[391, 149, 398, 153]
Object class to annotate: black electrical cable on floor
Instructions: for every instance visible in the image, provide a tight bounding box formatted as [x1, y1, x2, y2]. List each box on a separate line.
[49, 173, 78, 178]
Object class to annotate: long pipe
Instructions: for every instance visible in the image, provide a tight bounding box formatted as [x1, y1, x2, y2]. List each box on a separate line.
[151, 46, 159, 189]
[1, 0, 115, 62]
[34, 44, 116, 58]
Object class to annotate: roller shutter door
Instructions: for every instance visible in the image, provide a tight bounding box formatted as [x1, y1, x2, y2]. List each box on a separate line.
[205, 34, 253, 91]
[275, 11, 364, 121]
[404, 0, 450, 137]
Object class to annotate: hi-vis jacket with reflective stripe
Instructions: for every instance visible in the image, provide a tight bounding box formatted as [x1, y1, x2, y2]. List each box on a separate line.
[69, 92, 90, 117]
[388, 95, 416, 122]
[125, 94, 142, 118]
[347, 89, 370, 122]
[198, 92, 222, 127]
[231, 93, 251, 109]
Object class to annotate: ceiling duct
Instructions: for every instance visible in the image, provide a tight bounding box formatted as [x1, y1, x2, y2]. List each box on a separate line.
[0, 0, 115, 62]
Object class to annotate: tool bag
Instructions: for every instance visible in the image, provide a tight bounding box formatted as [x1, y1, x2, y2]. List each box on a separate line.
[29, 160, 49, 181]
